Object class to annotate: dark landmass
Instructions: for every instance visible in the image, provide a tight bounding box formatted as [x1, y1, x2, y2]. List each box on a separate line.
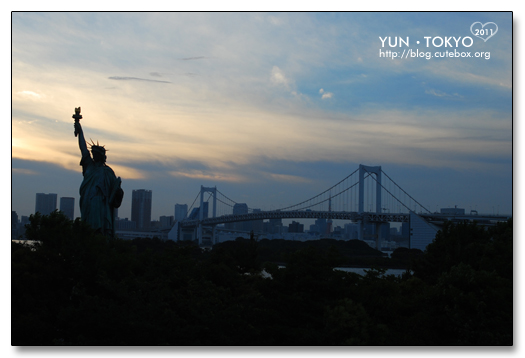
[12, 211, 513, 345]
[216, 237, 422, 269]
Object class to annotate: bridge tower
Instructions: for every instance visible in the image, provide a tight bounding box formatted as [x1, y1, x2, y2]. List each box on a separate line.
[326, 194, 333, 236]
[197, 186, 217, 245]
[358, 165, 383, 250]
[358, 164, 382, 214]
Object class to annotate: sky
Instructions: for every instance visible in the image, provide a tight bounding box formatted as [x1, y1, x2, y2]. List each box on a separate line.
[5, 8, 523, 356]
[11, 11, 513, 221]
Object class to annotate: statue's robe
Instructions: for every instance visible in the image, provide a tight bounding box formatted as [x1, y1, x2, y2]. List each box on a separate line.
[79, 153, 123, 236]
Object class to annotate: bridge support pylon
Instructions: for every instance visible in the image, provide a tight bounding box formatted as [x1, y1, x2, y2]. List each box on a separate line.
[375, 222, 383, 251]
[358, 164, 382, 214]
[358, 165, 383, 246]
[197, 186, 217, 246]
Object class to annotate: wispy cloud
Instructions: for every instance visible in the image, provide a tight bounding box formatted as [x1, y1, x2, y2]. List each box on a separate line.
[15, 91, 44, 101]
[267, 173, 312, 184]
[319, 88, 333, 99]
[12, 168, 39, 175]
[108, 76, 171, 83]
[270, 66, 291, 89]
[425, 89, 463, 98]
[169, 170, 245, 183]
[180, 56, 208, 61]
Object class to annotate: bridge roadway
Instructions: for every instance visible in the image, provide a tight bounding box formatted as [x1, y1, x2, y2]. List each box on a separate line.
[178, 210, 510, 228]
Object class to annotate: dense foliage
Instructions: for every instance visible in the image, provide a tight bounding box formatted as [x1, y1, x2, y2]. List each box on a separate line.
[12, 211, 512, 345]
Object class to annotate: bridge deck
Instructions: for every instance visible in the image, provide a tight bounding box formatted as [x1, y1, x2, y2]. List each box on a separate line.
[180, 210, 360, 227]
[179, 210, 509, 228]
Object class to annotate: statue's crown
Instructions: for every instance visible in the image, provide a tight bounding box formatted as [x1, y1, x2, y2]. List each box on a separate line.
[88, 139, 107, 154]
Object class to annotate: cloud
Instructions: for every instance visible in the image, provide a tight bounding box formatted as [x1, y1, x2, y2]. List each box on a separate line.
[267, 173, 312, 184]
[108, 76, 171, 83]
[12, 168, 39, 175]
[180, 56, 208, 61]
[267, 15, 283, 26]
[425, 89, 463, 98]
[169, 170, 245, 183]
[15, 91, 44, 101]
[270, 66, 291, 89]
[319, 88, 333, 99]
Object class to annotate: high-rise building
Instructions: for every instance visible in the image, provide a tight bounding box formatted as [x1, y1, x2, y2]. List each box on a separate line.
[315, 218, 327, 236]
[35, 193, 57, 216]
[115, 218, 136, 231]
[174, 203, 188, 221]
[60, 197, 75, 220]
[288, 221, 304, 233]
[233, 203, 248, 231]
[344, 223, 359, 240]
[267, 218, 283, 234]
[12, 211, 18, 240]
[380, 222, 391, 241]
[19, 216, 29, 239]
[160, 215, 174, 228]
[309, 224, 320, 234]
[131, 189, 152, 230]
[401, 222, 410, 239]
[201, 202, 209, 219]
[250, 208, 263, 233]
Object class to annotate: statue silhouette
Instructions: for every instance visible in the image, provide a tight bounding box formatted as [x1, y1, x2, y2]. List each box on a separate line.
[73, 108, 123, 236]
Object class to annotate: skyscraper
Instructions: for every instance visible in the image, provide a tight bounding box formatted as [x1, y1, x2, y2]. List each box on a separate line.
[35, 193, 57, 216]
[131, 189, 152, 230]
[233, 203, 248, 231]
[174, 203, 188, 221]
[160, 215, 174, 228]
[250, 208, 263, 233]
[12, 211, 18, 240]
[288, 221, 304, 233]
[315, 218, 327, 237]
[60, 197, 75, 220]
[201, 202, 209, 219]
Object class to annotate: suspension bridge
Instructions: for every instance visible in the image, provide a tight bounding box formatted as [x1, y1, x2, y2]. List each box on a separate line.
[169, 164, 510, 249]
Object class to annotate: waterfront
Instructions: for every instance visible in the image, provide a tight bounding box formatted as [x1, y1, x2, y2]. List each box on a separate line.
[336, 267, 407, 277]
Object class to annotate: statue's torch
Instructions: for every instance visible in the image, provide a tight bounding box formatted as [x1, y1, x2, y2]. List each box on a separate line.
[73, 107, 82, 137]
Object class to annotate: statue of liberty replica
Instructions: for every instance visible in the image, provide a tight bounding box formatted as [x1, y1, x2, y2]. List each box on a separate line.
[73, 107, 123, 237]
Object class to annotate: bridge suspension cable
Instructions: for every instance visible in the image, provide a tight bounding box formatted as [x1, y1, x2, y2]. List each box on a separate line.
[366, 168, 431, 214]
[214, 190, 240, 213]
[285, 173, 372, 212]
[186, 190, 201, 217]
[382, 169, 431, 213]
[188, 165, 431, 218]
[215, 189, 239, 207]
[275, 168, 360, 211]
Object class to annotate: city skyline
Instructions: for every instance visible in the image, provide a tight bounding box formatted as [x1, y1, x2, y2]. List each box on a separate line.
[11, 12, 512, 222]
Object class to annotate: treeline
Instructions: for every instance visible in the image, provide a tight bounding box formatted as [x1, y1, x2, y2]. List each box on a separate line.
[12, 211, 512, 345]
[224, 236, 423, 269]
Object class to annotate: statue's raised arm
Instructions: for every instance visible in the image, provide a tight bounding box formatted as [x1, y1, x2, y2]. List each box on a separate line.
[73, 107, 89, 158]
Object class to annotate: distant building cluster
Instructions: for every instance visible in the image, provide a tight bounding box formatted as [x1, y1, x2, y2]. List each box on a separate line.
[11, 211, 29, 241]
[115, 191, 192, 240]
[13, 189, 451, 253]
[13, 190, 174, 240]
[12, 193, 76, 240]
